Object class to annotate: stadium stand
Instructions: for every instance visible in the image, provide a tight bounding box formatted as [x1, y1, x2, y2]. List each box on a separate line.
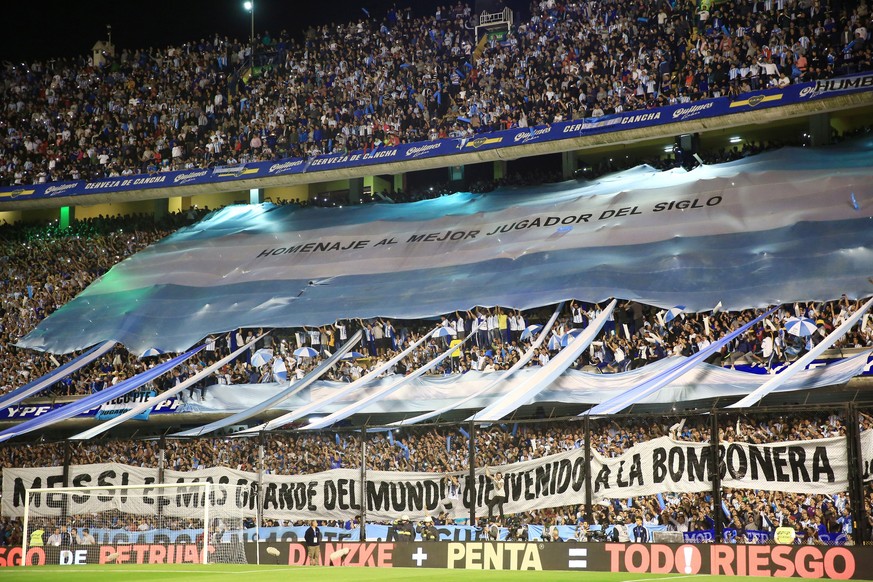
[1, 0, 873, 564]
[1, 0, 871, 186]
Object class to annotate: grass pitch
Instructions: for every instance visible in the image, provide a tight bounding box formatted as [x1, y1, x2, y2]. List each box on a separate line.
[4, 565, 873, 582]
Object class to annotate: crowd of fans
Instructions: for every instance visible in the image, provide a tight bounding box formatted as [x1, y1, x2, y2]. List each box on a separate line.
[2, 0, 871, 187]
[0, 411, 868, 547]
[4, 290, 868, 403]
[0, 199, 870, 405]
[0, 210, 210, 399]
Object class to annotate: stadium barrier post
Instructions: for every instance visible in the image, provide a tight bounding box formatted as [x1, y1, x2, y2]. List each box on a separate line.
[20, 485, 29, 567]
[157, 436, 166, 528]
[846, 403, 867, 544]
[203, 481, 211, 565]
[62, 440, 71, 487]
[360, 426, 367, 541]
[584, 415, 593, 524]
[258, 432, 265, 564]
[710, 410, 723, 541]
[468, 420, 477, 529]
[158, 435, 166, 484]
[62, 439, 72, 528]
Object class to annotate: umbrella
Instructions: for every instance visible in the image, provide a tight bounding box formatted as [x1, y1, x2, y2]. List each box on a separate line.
[665, 305, 686, 323]
[784, 317, 819, 337]
[560, 328, 583, 347]
[547, 335, 562, 351]
[432, 327, 457, 338]
[293, 347, 319, 358]
[519, 324, 543, 340]
[250, 348, 273, 368]
[341, 351, 366, 360]
[272, 359, 287, 382]
[138, 348, 164, 359]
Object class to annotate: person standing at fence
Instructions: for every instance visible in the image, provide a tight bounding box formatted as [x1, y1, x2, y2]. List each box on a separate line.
[485, 467, 506, 520]
[394, 515, 416, 542]
[79, 527, 95, 545]
[418, 516, 439, 541]
[632, 515, 648, 542]
[304, 520, 322, 565]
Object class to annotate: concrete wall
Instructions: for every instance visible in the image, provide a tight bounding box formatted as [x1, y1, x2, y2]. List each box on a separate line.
[74, 199, 157, 220]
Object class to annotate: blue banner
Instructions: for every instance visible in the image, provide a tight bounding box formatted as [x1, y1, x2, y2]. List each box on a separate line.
[684, 528, 784, 544]
[94, 390, 159, 421]
[0, 345, 204, 442]
[2, 73, 872, 203]
[76, 523, 847, 545]
[82, 523, 487, 545]
[0, 396, 181, 421]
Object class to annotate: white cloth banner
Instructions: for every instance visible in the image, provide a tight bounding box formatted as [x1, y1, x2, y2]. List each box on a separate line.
[182, 351, 872, 416]
[862, 428, 873, 483]
[3, 434, 853, 521]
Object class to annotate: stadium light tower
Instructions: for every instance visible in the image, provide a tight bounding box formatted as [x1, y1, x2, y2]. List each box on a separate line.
[243, 1, 255, 68]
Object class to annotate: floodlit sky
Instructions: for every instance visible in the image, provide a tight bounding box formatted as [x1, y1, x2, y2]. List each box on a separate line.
[2, 0, 525, 62]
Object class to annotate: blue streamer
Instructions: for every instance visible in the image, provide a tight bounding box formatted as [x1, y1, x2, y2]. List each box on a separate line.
[0, 344, 204, 443]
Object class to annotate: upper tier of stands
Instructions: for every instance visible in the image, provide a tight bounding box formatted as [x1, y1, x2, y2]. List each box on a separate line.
[1, 0, 871, 187]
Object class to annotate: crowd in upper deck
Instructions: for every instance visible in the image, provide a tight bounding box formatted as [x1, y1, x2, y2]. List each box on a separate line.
[1, 0, 871, 186]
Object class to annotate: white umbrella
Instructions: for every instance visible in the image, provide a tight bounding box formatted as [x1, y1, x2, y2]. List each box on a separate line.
[250, 348, 273, 367]
[784, 317, 819, 337]
[432, 327, 457, 338]
[138, 348, 164, 359]
[547, 335, 562, 351]
[272, 359, 287, 382]
[665, 305, 686, 323]
[519, 324, 543, 340]
[560, 328, 583, 347]
[293, 347, 319, 358]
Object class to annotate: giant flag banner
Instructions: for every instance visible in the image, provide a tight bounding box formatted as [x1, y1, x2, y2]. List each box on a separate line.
[17, 142, 873, 355]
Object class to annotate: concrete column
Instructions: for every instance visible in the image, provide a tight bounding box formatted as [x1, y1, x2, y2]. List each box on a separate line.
[807, 113, 832, 147]
[392, 173, 406, 194]
[249, 188, 264, 205]
[153, 198, 169, 222]
[349, 177, 364, 204]
[561, 150, 577, 180]
[59, 206, 74, 229]
[169, 196, 193, 213]
[493, 160, 507, 181]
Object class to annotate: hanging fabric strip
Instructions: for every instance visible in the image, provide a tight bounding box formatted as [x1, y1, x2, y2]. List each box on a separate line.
[170, 330, 362, 437]
[69, 333, 268, 440]
[586, 306, 778, 415]
[0, 340, 115, 411]
[728, 296, 873, 408]
[304, 327, 477, 430]
[471, 300, 617, 421]
[0, 344, 204, 443]
[241, 326, 440, 433]
[390, 303, 564, 426]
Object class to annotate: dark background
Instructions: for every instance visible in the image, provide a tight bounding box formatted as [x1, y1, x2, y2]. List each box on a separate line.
[1, 0, 527, 63]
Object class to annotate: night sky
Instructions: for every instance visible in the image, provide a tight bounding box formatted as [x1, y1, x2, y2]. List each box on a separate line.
[1, 0, 413, 62]
[2, 0, 526, 63]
